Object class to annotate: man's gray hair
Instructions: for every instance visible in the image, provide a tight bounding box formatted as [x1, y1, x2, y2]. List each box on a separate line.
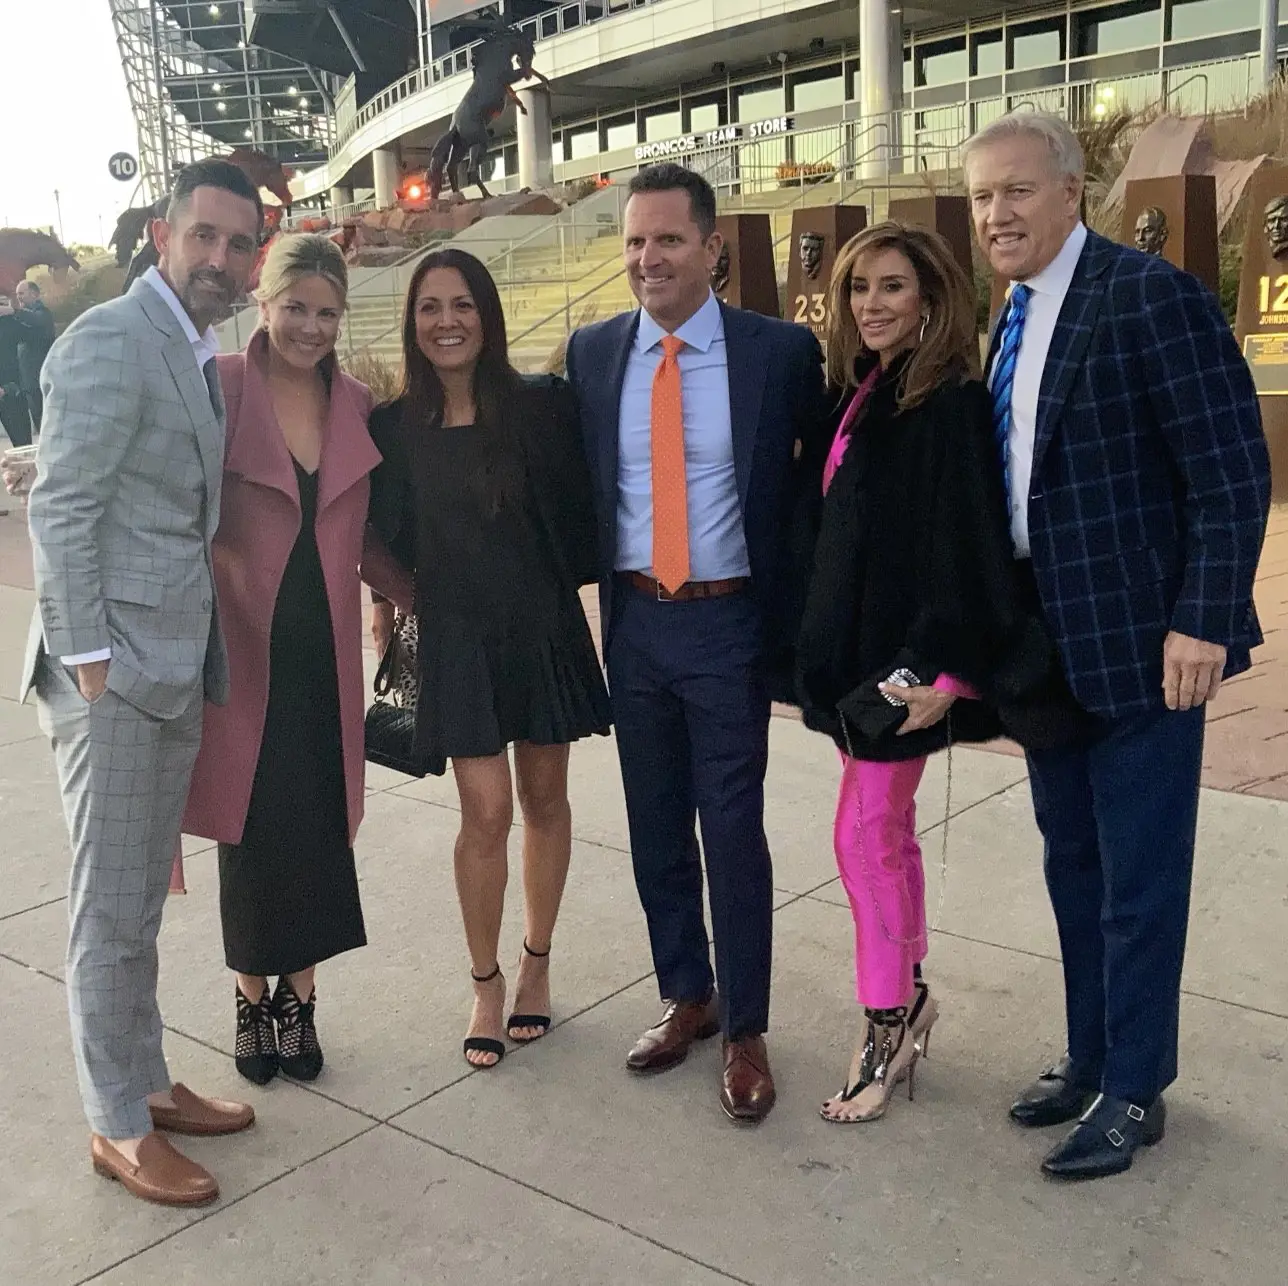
[962, 111, 1086, 181]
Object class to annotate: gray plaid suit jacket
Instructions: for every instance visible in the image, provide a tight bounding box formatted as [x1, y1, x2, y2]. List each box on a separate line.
[19, 277, 230, 717]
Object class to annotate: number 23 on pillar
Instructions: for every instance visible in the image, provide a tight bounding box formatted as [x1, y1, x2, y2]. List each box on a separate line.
[794, 293, 826, 325]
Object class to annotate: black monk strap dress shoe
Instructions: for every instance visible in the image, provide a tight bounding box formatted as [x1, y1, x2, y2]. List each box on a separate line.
[1009, 1055, 1098, 1128]
[1041, 1093, 1166, 1181]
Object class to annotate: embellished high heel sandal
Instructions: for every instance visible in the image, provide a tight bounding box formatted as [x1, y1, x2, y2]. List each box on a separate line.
[820, 1006, 922, 1124]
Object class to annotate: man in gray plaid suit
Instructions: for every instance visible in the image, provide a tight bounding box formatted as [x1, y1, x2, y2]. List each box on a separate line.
[21, 160, 264, 1207]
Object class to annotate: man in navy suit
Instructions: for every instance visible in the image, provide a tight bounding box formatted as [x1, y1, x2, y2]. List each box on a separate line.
[564, 164, 824, 1122]
[967, 113, 1270, 1180]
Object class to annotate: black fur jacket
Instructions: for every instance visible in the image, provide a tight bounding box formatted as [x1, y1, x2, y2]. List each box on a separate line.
[793, 356, 1063, 761]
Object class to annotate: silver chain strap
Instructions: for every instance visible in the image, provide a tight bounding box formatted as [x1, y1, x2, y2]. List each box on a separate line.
[838, 708, 953, 947]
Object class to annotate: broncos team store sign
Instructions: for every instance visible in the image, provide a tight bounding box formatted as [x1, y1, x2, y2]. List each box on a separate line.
[634, 116, 795, 162]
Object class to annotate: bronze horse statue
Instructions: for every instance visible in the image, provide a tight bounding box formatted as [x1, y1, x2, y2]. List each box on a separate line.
[427, 20, 550, 201]
[0, 229, 79, 296]
[109, 147, 295, 291]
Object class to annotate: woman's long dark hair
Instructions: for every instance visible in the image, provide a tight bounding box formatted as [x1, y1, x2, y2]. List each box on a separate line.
[398, 247, 523, 510]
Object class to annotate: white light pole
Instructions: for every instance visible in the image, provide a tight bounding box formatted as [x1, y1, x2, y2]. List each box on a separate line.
[1262, 0, 1281, 88]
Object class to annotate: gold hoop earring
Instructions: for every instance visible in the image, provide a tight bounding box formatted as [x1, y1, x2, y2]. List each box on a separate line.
[918, 315, 929, 344]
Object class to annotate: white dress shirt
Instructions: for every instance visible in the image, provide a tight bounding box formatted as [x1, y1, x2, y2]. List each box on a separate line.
[61, 267, 220, 667]
[615, 290, 750, 580]
[991, 222, 1087, 558]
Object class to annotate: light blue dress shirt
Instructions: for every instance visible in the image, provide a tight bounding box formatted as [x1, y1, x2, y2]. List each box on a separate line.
[615, 290, 751, 580]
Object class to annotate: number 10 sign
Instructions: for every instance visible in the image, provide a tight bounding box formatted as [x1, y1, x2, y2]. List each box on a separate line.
[109, 152, 139, 182]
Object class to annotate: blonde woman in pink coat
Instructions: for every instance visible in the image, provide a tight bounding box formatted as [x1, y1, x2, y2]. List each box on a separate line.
[183, 234, 407, 1084]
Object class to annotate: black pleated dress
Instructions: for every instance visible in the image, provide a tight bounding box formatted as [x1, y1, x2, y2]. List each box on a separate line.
[218, 459, 367, 976]
[407, 420, 611, 762]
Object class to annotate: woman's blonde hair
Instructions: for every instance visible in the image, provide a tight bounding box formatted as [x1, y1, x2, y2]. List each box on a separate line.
[824, 221, 979, 409]
[256, 232, 349, 308]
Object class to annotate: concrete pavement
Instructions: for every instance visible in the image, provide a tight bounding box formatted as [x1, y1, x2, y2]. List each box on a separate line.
[0, 503, 1286, 1286]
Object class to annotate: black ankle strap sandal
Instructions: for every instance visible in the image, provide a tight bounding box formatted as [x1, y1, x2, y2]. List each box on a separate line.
[464, 965, 506, 1068]
[506, 941, 552, 1043]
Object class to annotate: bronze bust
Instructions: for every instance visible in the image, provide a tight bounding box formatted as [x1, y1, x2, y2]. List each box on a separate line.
[710, 242, 731, 294]
[1265, 196, 1288, 261]
[1133, 207, 1169, 257]
[799, 231, 825, 281]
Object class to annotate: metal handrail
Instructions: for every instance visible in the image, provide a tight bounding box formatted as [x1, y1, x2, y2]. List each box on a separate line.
[508, 264, 631, 350]
[1163, 72, 1210, 115]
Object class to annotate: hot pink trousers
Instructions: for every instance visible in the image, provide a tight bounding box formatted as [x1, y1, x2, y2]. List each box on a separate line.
[833, 754, 928, 1009]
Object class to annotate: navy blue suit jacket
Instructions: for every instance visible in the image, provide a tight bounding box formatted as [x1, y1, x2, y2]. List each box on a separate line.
[564, 303, 826, 678]
[990, 230, 1271, 719]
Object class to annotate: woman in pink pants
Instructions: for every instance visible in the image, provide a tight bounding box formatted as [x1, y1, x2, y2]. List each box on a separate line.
[795, 223, 1055, 1124]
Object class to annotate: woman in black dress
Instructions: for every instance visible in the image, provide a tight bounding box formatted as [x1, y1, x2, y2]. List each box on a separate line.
[184, 234, 386, 1084]
[368, 248, 610, 1069]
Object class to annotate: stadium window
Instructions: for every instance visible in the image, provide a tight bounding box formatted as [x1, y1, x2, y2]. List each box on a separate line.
[1073, 0, 1161, 56]
[568, 126, 600, 160]
[791, 68, 845, 113]
[1009, 18, 1067, 70]
[1166, 0, 1261, 39]
[605, 114, 639, 151]
[643, 108, 682, 141]
[971, 28, 1004, 77]
[735, 82, 786, 124]
[687, 98, 724, 132]
[916, 36, 967, 87]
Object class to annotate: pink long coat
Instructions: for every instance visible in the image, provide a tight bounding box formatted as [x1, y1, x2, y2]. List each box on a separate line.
[182, 330, 380, 846]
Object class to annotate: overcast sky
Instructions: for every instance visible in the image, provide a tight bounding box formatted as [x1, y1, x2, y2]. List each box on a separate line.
[0, 1, 141, 246]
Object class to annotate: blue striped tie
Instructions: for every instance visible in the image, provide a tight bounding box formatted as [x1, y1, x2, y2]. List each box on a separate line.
[990, 283, 1030, 510]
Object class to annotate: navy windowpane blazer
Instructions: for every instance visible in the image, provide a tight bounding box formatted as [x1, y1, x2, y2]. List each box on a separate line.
[987, 230, 1271, 719]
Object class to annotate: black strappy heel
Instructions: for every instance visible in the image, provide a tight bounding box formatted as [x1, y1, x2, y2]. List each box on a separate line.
[463, 965, 506, 1068]
[506, 941, 552, 1043]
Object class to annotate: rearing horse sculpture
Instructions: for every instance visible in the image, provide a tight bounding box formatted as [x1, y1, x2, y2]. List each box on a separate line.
[427, 22, 550, 201]
[0, 229, 79, 296]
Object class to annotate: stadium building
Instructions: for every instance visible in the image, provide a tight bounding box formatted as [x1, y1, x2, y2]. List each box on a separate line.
[108, 0, 1285, 367]
[112, 0, 1285, 210]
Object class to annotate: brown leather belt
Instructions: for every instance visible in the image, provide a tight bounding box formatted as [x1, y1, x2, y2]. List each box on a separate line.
[621, 571, 750, 602]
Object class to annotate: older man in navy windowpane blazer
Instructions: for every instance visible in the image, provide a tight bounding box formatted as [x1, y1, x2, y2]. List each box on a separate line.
[969, 112, 1270, 1182]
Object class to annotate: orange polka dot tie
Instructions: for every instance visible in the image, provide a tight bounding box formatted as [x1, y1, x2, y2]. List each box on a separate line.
[651, 334, 690, 594]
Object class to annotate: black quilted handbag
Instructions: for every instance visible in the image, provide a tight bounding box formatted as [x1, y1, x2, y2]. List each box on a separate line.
[364, 614, 444, 778]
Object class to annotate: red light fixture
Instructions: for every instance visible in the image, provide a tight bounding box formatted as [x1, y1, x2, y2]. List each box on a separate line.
[406, 184, 423, 199]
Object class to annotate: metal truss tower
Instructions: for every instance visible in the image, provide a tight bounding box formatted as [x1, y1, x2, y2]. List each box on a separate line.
[108, 1, 336, 205]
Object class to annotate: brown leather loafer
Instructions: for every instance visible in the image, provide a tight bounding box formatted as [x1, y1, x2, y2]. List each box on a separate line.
[91, 1132, 219, 1206]
[720, 1036, 776, 1124]
[626, 995, 720, 1074]
[149, 1082, 255, 1136]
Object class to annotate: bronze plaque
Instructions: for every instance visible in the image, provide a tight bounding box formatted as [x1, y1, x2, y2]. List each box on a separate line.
[1121, 174, 1219, 295]
[1243, 333, 1288, 395]
[785, 205, 868, 339]
[711, 214, 778, 317]
[1236, 165, 1288, 501]
[886, 195, 974, 282]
